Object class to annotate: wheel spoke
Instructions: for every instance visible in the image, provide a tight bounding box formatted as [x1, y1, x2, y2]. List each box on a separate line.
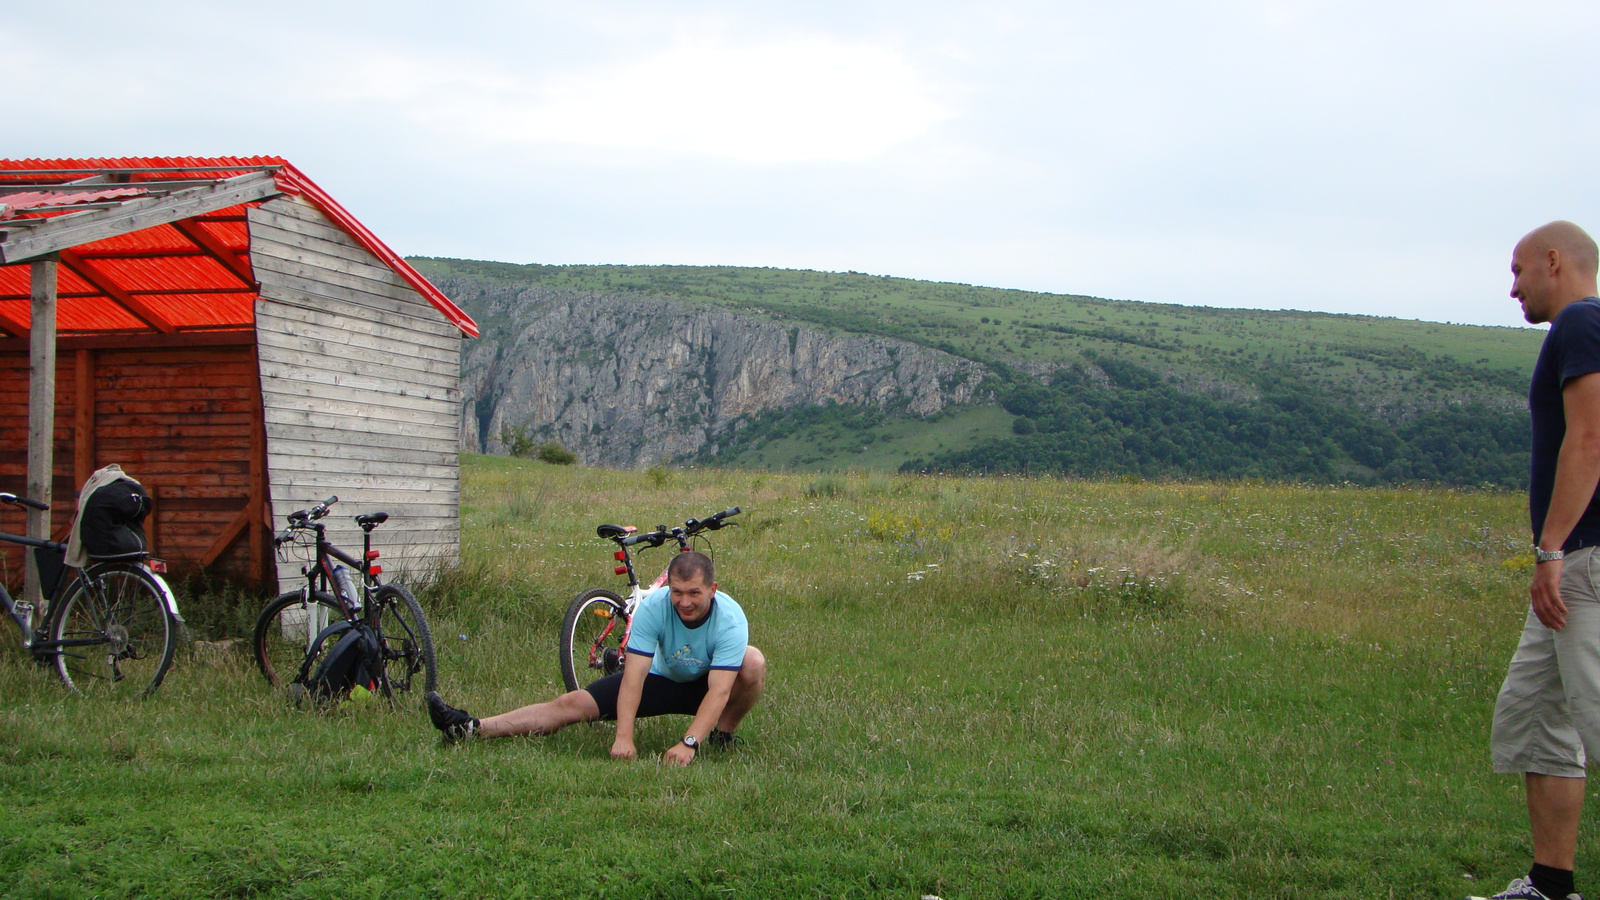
[370, 584, 435, 698]
[51, 566, 175, 698]
[252, 592, 342, 691]
[560, 589, 628, 693]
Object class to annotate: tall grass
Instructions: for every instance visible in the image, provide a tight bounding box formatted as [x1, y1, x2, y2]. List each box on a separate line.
[0, 456, 1544, 898]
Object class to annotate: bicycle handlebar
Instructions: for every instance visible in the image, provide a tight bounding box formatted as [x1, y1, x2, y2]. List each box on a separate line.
[287, 496, 339, 524]
[278, 496, 341, 544]
[686, 506, 741, 535]
[608, 507, 741, 548]
[0, 493, 50, 511]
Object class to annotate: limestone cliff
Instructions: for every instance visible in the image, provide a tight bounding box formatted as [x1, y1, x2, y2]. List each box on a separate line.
[438, 277, 988, 468]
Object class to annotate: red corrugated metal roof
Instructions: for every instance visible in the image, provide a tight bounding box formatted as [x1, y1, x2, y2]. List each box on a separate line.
[0, 156, 477, 338]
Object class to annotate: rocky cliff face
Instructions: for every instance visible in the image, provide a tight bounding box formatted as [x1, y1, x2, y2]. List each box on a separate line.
[439, 277, 988, 468]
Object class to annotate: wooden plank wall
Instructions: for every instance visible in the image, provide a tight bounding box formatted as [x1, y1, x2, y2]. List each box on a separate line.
[0, 338, 263, 587]
[0, 350, 78, 591]
[249, 197, 462, 589]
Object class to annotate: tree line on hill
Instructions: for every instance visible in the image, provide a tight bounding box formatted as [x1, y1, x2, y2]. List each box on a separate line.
[900, 355, 1529, 488]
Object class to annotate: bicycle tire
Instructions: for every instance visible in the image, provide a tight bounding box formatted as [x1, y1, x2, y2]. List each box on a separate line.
[50, 563, 177, 698]
[369, 583, 436, 697]
[252, 591, 342, 690]
[560, 588, 628, 693]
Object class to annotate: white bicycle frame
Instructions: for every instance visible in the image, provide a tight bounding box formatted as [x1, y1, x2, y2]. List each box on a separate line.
[613, 563, 673, 653]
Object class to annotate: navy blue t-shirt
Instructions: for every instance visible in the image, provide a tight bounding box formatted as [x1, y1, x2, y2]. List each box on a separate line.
[1529, 296, 1600, 549]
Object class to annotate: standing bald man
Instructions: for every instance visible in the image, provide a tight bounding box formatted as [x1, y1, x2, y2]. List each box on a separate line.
[1474, 221, 1600, 900]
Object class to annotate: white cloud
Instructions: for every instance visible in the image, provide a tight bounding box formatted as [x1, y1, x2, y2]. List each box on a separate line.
[315, 37, 950, 164]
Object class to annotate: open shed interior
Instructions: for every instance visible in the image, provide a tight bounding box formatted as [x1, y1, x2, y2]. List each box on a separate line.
[0, 157, 476, 593]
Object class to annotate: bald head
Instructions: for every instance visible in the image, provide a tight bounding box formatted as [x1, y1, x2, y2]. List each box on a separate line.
[1512, 221, 1600, 324]
[1518, 220, 1600, 278]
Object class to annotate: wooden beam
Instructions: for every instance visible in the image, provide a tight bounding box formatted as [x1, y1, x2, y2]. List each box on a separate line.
[3, 165, 277, 177]
[199, 505, 251, 567]
[43, 246, 229, 261]
[74, 348, 96, 491]
[0, 285, 255, 304]
[73, 286, 256, 296]
[24, 258, 57, 606]
[0, 329, 255, 353]
[171, 218, 256, 288]
[0, 305, 26, 338]
[249, 367, 269, 585]
[0, 171, 280, 264]
[58, 248, 177, 333]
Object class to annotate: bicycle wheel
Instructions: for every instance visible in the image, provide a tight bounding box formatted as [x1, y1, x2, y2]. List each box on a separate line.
[252, 591, 341, 689]
[50, 564, 177, 698]
[369, 583, 436, 697]
[560, 588, 628, 693]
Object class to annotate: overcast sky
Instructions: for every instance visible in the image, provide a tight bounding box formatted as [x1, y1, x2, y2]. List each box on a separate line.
[8, 1, 1597, 329]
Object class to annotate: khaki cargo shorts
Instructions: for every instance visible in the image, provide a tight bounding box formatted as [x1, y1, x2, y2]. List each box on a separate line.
[1492, 545, 1600, 777]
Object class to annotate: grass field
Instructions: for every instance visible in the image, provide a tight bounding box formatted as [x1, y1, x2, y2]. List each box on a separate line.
[0, 455, 1566, 898]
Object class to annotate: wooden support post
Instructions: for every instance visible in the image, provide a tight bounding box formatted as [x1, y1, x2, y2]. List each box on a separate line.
[249, 381, 268, 585]
[25, 258, 58, 607]
[74, 348, 96, 491]
[145, 484, 159, 558]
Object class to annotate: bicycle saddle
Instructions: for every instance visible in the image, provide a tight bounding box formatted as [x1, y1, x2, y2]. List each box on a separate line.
[356, 512, 389, 526]
[596, 524, 635, 539]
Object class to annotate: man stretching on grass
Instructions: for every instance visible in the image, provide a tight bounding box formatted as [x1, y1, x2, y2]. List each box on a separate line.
[425, 551, 766, 766]
[1474, 221, 1600, 900]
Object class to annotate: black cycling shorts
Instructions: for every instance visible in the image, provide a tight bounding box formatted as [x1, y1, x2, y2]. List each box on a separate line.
[584, 671, 708, 720]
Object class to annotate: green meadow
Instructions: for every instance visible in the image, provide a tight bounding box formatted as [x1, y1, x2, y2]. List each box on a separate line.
[0, 454, 1566, 898]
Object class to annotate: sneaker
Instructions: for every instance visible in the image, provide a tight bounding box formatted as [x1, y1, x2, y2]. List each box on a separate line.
[425, 691, 479, 744]
[1468, 876, 1582, 900]
[708, 728, 740, 751]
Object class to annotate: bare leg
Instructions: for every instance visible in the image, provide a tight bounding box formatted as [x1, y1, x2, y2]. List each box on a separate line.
[479, 689, 601, 739]
[1528, 773, 1585, 870]
[717, 646, 767, 733]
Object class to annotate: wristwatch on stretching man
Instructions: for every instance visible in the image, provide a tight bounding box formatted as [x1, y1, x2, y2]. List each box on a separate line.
[682, 734, 699, 751]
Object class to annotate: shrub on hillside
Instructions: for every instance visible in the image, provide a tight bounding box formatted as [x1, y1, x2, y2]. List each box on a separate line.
[536, 442, 577, 465]
[498, 423, 535, 458]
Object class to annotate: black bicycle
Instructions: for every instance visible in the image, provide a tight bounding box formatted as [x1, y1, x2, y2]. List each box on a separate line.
[559, 506, 740, 693]
[0, 492, 182, 697]
[251, 496, 436, 703]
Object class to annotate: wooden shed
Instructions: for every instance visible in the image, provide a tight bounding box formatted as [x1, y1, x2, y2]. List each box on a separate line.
[0, 157, 478, 592]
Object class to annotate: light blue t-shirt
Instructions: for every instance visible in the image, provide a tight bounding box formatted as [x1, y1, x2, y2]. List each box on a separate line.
[626, 586, 748, 683]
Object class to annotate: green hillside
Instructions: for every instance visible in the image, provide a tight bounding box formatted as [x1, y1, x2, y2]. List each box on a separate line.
[412, 259, 1544, 486]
